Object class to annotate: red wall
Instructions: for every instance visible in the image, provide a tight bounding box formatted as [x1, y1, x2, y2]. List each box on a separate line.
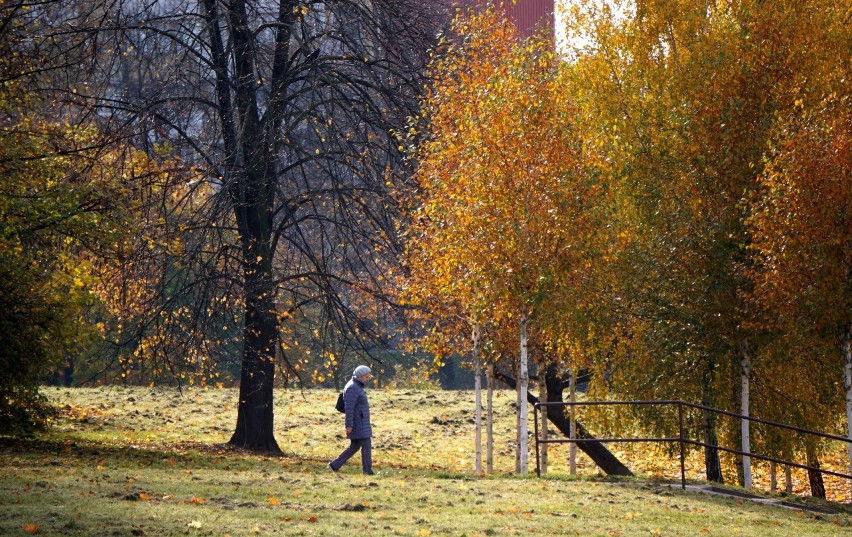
[452, 0, 555, 39]
[503, 0, 554, 39]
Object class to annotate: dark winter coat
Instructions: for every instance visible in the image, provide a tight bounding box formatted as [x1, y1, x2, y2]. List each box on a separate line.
[343, 376, 372, 439]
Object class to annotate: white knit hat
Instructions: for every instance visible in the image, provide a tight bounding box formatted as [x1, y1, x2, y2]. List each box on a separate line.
[353, 365, 371, 377]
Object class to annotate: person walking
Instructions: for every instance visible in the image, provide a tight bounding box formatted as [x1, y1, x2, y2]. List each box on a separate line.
[329, 365, 374, 475]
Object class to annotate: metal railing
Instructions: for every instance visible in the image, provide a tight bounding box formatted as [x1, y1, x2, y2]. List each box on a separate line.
[533, 400, 852, 490]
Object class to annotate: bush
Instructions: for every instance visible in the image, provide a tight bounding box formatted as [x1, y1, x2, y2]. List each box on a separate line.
[0, 385, 53, 437]
[0, 253, 62, 435]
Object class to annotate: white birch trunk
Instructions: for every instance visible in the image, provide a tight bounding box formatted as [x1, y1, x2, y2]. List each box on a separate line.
[473, 324, 482, 475]
[842, 324, 852, 498]
[740, 338, 752, 489]
[516, 360, 521, 474]
[539, 372, 548, 475]
[517, 314, 530, 474]
[569, 366, 577, 475]
[486, 361, 494, 474]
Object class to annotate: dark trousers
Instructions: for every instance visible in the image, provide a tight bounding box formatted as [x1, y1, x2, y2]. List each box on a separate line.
[330, 437, 372, 474]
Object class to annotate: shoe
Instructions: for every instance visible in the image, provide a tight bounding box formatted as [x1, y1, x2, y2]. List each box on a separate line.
[327, 463, 338, 472]
[364, 471, 376, 475]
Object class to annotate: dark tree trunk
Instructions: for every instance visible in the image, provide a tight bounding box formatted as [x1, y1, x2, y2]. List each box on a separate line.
[806, 450, 826, 499]
[701, 358, 724, 483]
[495, 368, 633, 476]
[226, 163, 280, 453]
[228, 263, 281, 453]
[807, 466, 826, 499]
[63, 357, 74, 387]
[701, 409, 723, 483]
[225, 164, 280, 453]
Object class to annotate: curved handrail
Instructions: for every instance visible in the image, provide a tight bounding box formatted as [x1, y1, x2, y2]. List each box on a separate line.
[532, 400, 852, 491]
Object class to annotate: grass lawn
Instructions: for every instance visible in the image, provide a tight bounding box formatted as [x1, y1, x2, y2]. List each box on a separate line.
[1, 386, 850, 536]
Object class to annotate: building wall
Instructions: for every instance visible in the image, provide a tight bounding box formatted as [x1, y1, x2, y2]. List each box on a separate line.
[452, 0, 555, 39]
[502, 0, 555, 39]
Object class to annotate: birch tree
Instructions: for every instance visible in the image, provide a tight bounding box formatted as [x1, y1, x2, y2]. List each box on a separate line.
[566, 0, 848, 484]
[404, 7, 607, 474]
[749, 90, 852, 495]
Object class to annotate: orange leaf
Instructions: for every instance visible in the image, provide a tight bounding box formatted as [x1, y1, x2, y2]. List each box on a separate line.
[268, 497, 280, 506]
[24, 524, 40, 535]
[307, 516, 318, 523]
[190, 496, 206, 504]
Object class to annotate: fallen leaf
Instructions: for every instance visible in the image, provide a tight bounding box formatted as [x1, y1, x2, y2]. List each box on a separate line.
[187, 520, 202, 528]
[190, 496, 206, 504]
[23, 524, 40, 535]
[307, 516, 318, 523]
[268, 497, 280, 506]
[138, 493, 150, 501]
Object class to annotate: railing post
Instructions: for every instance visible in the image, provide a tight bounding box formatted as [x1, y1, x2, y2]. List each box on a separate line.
[679, 402, 686, 490]
[534, 403, 541, 477]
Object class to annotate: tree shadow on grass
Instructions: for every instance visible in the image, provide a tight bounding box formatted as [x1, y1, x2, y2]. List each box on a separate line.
[0, 435, 298, 472]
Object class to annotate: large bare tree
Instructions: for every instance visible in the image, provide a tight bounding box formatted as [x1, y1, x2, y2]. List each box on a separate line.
[8, 0, 440, 452]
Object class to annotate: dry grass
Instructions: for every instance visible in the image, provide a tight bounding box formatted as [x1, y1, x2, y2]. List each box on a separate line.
[0, 386, 850, 536]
